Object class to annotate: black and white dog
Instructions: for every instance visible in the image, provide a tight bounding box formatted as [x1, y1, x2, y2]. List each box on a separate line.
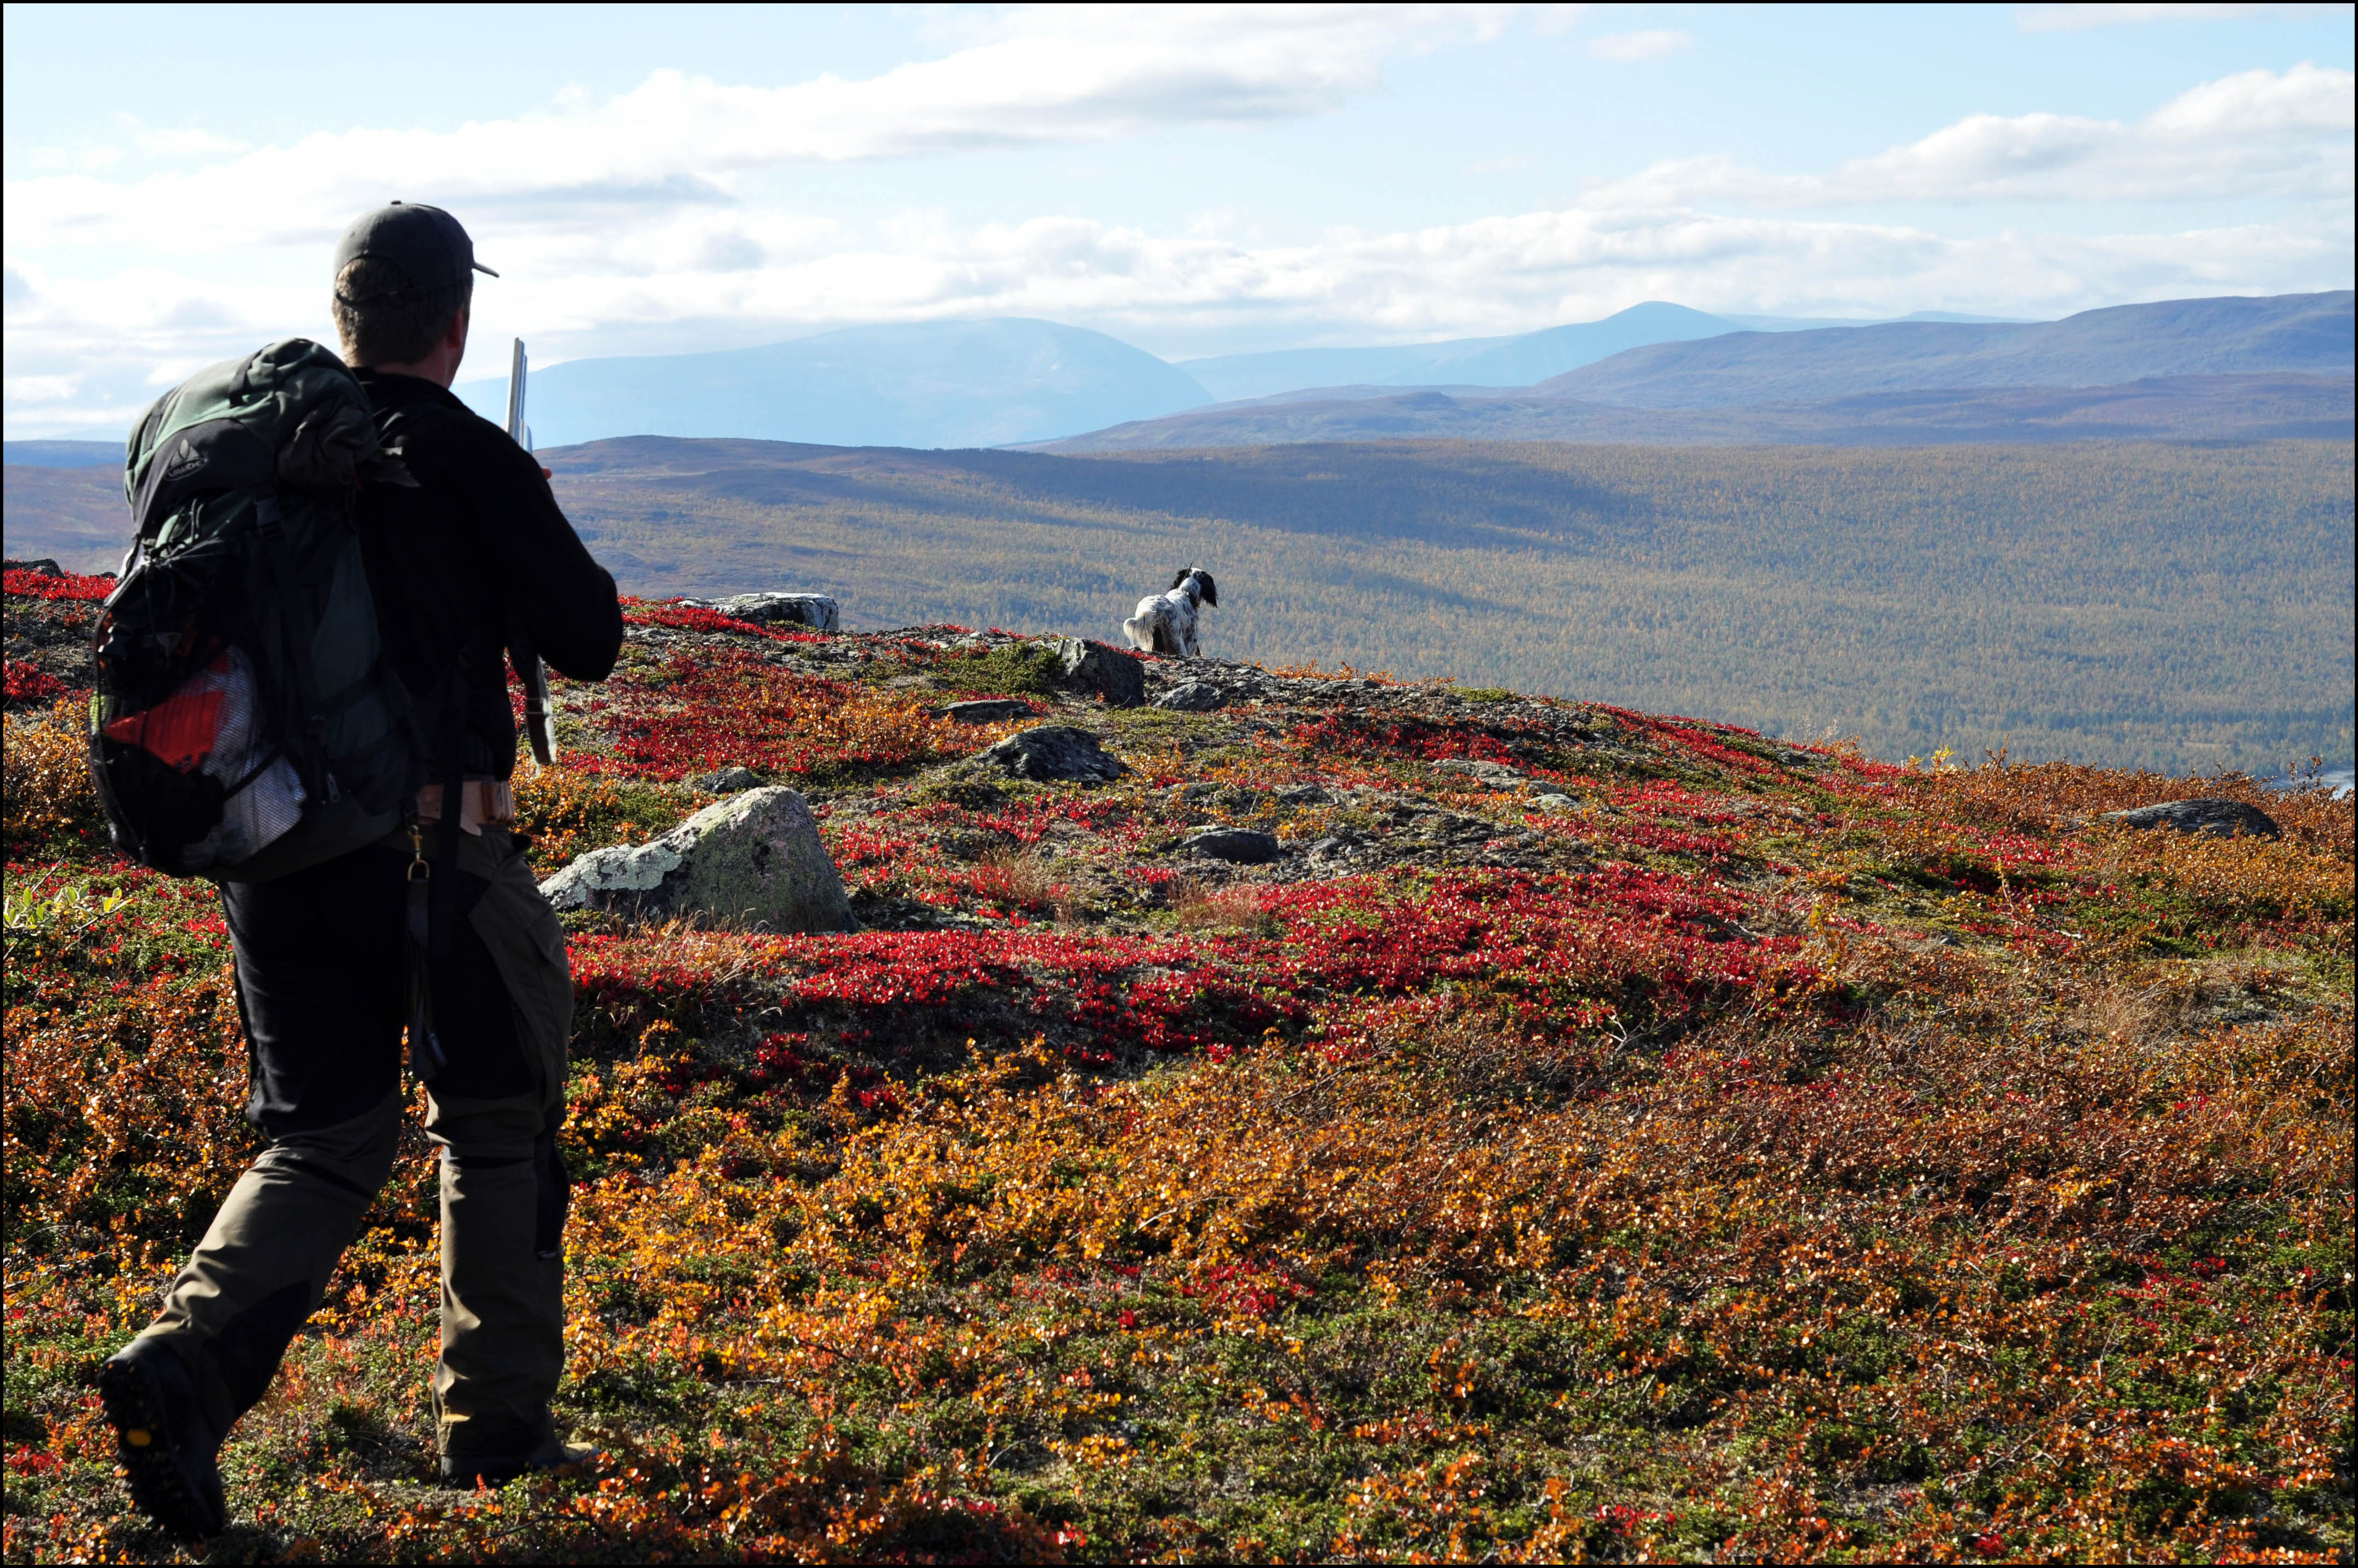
[1122, 567, 1219, 657]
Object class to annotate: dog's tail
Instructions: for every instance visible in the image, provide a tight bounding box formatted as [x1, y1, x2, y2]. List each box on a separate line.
[1121, 615, 1153, 652]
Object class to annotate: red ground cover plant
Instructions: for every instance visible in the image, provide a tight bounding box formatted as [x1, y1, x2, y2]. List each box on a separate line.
[3, 660, 66, 704]
[2, 565, 113, 601]
[563, 643, 991, 782]
[3, 583, 2350, 1563]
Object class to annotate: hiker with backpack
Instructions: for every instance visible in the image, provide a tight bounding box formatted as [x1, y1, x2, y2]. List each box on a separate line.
[92, 202, 623, 1539]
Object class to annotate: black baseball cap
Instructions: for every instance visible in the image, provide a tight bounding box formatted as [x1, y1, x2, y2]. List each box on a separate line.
[332, 201, 498, 303]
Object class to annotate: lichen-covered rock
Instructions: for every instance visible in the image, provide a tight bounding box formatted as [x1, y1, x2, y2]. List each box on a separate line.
[1436, 758, 1531, 788]
[2103, 798, 2281, 840]
[683, 591, 841, 632]
[1153, 681, 1226, 712]
[539, 786, 854, 930]
[1052, 637, 1146, 708]
[973, 725, 1127, 783]
[1183, 827, 1283, 863]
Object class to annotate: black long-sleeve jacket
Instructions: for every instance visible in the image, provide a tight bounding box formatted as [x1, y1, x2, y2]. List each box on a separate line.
[352, 370, 621, 780]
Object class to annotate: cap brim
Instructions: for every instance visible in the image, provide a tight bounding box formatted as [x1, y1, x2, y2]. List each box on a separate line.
[472, 260, 500, 278]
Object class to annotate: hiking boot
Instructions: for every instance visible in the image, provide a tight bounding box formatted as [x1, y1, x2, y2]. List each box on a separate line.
[98, 1337, 228, 1541]
[439, 1438, 602, 1489]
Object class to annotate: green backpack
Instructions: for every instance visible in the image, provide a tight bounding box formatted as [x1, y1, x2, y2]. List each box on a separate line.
[89, 339, 422, 880]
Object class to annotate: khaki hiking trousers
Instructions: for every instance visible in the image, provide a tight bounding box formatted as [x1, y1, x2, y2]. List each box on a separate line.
[135, 825, 575, 1462]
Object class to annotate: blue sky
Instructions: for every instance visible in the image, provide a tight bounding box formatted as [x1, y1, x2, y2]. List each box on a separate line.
[5, 2, 2350, 436]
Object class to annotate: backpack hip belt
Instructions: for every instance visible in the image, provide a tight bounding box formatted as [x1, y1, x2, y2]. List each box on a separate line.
[415, 780, 515, 837]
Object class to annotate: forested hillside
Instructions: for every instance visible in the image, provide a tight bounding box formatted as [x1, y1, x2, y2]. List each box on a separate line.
[535, 437, 2351, 775]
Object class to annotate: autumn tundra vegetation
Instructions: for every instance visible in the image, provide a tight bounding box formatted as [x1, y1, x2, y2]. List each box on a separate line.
[2, 560, 2350, 1562]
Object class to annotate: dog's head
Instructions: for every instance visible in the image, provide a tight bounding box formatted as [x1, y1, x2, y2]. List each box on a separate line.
[1169, 566, 1218, 609]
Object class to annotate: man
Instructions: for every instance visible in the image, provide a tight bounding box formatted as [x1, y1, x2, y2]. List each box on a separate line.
[98, 202, 623, 1539]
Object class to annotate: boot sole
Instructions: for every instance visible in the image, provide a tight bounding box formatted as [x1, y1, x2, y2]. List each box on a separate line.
[97, 1356, 225, 1541]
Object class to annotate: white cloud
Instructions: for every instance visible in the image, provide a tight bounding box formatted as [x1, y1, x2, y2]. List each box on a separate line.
[2017, 3, 2340, 32]
[4, 23, 2350, 436]
[10, 193, 2347, 433]
[1586, 30, 1692, 61]
[1529, 4, 1591, 36]
[1588, 63, 2353, 206]
[5, 7, 1493, 258]
[132, 126, 251, 157]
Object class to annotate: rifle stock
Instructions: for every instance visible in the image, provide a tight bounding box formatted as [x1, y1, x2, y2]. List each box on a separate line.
[505, 337, 557, 766]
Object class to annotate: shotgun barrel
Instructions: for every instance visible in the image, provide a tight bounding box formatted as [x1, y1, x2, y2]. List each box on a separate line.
[505, 338, 558, 766]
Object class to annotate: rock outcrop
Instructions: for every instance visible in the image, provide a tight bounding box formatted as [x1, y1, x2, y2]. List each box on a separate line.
[1153, 680, 1226, 712]
[972, 725, 1128, 783]
[540, 786, 855, 930]
[2103, 798, 2281, 840]
[1182, 827, 1283, 864]
[1052, 638, 1146, 708]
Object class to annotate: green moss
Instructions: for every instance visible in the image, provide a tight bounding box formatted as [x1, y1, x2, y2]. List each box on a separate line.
[932, 641, 1064, 697]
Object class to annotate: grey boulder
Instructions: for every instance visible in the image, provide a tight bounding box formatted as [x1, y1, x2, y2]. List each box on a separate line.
[1052, 637, 1146, 708]
[1183, 827, 1283, 863]
[1153, 681, 1226, 712]
[683, 591, 841, 633]
[1435, 758, 1531, 788]
[2103, 798, 2281, 840]
[974, 725, 1127, 783]
[539, 786, 855, 931]
[944, 698, 1033, 724]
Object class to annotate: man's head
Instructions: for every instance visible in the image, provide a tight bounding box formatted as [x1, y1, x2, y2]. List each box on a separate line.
[330, 202, 497, 381]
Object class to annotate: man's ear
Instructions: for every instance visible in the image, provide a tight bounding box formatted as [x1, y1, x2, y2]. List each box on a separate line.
[445, 303, 471, 355]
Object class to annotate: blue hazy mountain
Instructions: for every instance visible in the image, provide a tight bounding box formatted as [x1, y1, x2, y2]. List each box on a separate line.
[1538, 291, 2355, 409]
[3, 440, 123, 468]
[1029, 373, 2350, 454]
[455, 318, 1213, 450]
[1035, 293, 2352, 452]
[1177, 302, 1750, 402]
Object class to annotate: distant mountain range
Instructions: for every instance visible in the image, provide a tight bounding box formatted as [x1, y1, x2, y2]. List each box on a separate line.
[1174, 303, 2027, 402]
[438, 299, 2047, 450]
[452, 318, 1212, 450]
[1034, 292, 2354, 453]
[1023, 373, 2352, 453]
[6, 293, 2344, 467]
[1, 440, 123, 469]
[1176, 303, 1745, 401]
[1534, 291, 2353, 408]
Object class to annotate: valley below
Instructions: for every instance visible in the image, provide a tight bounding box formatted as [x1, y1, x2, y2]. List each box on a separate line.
[542, 436, 2350, 777]
[9, 436, 2349, 777]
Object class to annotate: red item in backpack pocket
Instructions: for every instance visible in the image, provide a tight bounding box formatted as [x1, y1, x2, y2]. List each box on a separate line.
[104, 656, 231, 772]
